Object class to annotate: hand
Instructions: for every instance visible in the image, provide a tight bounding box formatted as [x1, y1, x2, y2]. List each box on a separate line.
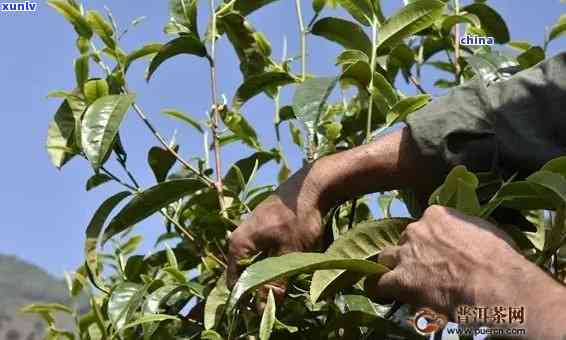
[367, 205, 566, 338]
[227, 164, 329, 307]
[226, 127, 443, 309]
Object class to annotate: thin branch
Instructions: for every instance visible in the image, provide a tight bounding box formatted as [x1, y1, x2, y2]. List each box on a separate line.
[408, 73, 428, 94]
[100, 166, 138, 192]
[294, 0, 307, 81]
[116, 154, 140, 188]
[366, 19, 379, 143]
[347, 198, 358, 230]
[128, 98, 213, 186]
[452, 0, 462, 84]
[104, 158, 199, 243]
[208, 0, 227, 213]
[89, 42, 214, 187]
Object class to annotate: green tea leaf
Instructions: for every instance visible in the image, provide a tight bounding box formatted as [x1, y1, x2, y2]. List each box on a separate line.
[508, 40, 532, 52]
[81, 94, 136, 171]
[83, 79, 109, 105]
[233, 71, 296, 110]
[466, 51, 519, 83]
[224, 151, 277, 194]
[85, 10, 116, 49]
[232, 0, 279, 17]
[122, 314, 179, 330]
[201, 330, 223, 340]
[125, 43, 163, 72]
[48, 0, 93, 38]
[463, 3, 510, 44]
[103, 179, 207, 243]
[541, 156, 566, 177]
[429, 165, 480, 215]
[549, 14, 566, 43]
[204, 273, 230, 329]
[289, 122, 304, 149]
[335, 0, 373, 26]
[148, 145, 179, 182]
[161, 108, 204, 133]
[292, 77, 338, 129]
[108, 282, 144, 330]
[147, 36, 207, 81]
[372, 72, 399, 108]
[74, 54, 89, 90]
[85, 192, 131, 281]
[376, 0, 445, 55]
[336, 49, 370, 66]
[218, 13, 273, 78]
[310, 218, 411, 302]
[21, 303, 73, 315]
[440, 13, 481, 35]
[221, 110, 261, 149]
[527, 171, 566, 205]
[495, 181, 560, 210]
[46, 100, 80, 169]
[86, 173, 112, 191]
[517, 46, 545, 69]
[312, 17, 371, 56]
[385, 94, 430, 127]
[170, 0, 199, 37]
[228, 253, 388, 313]
[259, 289, 276, 340]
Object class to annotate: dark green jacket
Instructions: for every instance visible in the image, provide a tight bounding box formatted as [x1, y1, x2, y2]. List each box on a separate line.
[407, 52, 566, 180]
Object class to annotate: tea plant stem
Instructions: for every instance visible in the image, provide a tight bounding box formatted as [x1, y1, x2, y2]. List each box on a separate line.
[273, 90, 282, 149]
[116, 154, 140, 189]
[408, 73, 428, 94]
[208, 0, 227, 214]
[100, 166, 138, 192]
[89, 42, 213, 187]
[347, 198, 358, 230]
[366, 18, 379, 143]
[129, 100, 214, 187]
[103, 161, 198, 242]
[294, 0, 307, 80]
[452, 0, 462, 83]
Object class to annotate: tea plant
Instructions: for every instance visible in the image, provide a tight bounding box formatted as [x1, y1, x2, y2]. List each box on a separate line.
[23, 0, 566, 339]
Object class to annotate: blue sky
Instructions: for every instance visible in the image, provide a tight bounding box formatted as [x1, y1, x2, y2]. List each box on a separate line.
[0, 0, 563, 277]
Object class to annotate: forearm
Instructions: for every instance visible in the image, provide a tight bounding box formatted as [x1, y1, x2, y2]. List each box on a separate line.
[302, 126, 444, 212]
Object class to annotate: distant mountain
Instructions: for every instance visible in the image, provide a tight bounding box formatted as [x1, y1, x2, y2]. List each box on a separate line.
[0, 254, 80, 340]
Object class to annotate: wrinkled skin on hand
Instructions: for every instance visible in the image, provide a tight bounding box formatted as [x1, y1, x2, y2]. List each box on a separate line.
[368, 206, 544, 320]
[227, 166, 327, 308]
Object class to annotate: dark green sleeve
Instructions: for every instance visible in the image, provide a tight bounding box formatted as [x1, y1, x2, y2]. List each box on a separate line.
[406, 52, 566, 179]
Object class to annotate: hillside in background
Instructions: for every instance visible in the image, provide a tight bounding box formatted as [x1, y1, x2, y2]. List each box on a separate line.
[0, 254, 81, 339]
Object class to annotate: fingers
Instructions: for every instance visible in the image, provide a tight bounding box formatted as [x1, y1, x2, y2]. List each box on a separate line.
[377, 246, 402, 269]
[227, 229, 258, 289]
[365, 247, 403, 304]
[227, 224, 289, 313]
[365, 270, 405, 304]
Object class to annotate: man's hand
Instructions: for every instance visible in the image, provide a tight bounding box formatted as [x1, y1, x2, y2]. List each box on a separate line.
[226, 127, 443, 307]
[368, 205, 566, 339]
[227, 165, 329, 305]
